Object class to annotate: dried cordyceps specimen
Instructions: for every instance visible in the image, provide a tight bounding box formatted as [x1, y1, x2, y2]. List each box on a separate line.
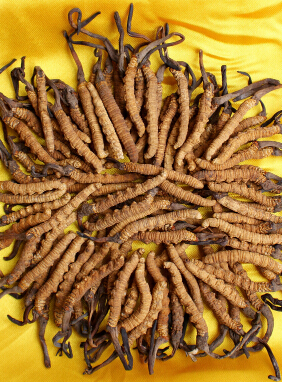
[63, 85, 90, 135]
[1, 6, 282, 379]
[26, 183, 102, 239]
[95, 208, 201, 244]
[163, 261, 214, 356]
[175, 51, 214, 172]
[202, 218, 282, 245]
[214, 122, 282, 164]
[83, 192, 156, 232]
[0, 95, 43, 137]
[87, 82, 124, 160]
[31, 212, 77, 265]
[126, 281, 166, 353]
[166, 244, 203, 313]
[0, 100, 57, 165]
[0, 179, 65, 195]
[108, 251, 141, 328]
[107, 199, 172, 238]
[109, 160, 204, 188]
[231, 114, 267, 136]
[222, 237, 277, 257]
[164, 119, 179, 170]
[193, 165, 268, 185]
[54, 240, 95, 327]
[145, 251, 170, 373]
[0, 235, 42, 288]
[203, 249, 282, 274]
[205, 85, 282, 160]
[193, 259, 279, 292]
[212, 212, 262, 225]
[34, 66, 54, 154]
[208, 182, 277, 207]
[135, 229, 198, 244]
[198, 281, 243, 334]
[142, 62, 159, 159]
[63, 36, 108, 159]
[95, 68, 138, 163]
[0, 209, 51, 251]
[182, 257, 247, 308]
[61, 166, 140, 184]
[160, 180, 215, 207]
[107, 251, 142, 369]
[79, 170, 167, 216]
[120, 278, 139, 320]
[34, 235, 86, 317]
[171, 68, 189, 149]
[75, 242, 113, 282]
[113, 255, 151, 333]
[62, 256, 125, 330]
[214, 195, 282, 224]
[154, 94, 178, 167]
[1, 231, 77, 297]
[123, 55, 146, 137]
[195, 144, 275, 170]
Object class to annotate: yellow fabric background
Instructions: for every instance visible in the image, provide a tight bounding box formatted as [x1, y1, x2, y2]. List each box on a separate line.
[0, 0, 282, 381]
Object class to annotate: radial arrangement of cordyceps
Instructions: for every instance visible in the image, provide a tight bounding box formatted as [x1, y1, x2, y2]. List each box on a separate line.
[0, 3, 282, 381]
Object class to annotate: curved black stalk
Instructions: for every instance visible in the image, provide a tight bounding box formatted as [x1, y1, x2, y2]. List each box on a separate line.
[257, 339, 281, 381]
[3, 240, 22, 260]
[11, 57, 34, 101]
[196, 324, 229, 358]
[83, 350, 118, 374]
[52, 328, 73, 358]
[261, 294, 282, 312]
[107, 325, 133, 370]
[127, 3, 152, 42]
[114, 12, 126, 77]
[67, 8, 118, 62]
[0, 58, 16, 74]
[261, 110, 282, 127]
[86, 339, 112, 365]
[137, 32, 185, 68]
[199, 50, 210, 89]
[38, 316, 51, 368]
[213, 78, 280, 106]
[7, 303, 37, 326]
[68, 7, 101, 36]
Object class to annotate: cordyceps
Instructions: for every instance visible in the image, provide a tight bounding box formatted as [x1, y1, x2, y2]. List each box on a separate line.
[107, 160, 204, 188]
[0, 100, 57, 166]
[175, 50, 215, 172]
[62, 33, 108, 160]
[47, 78, 103, 173]
[205, 84, 282, 161]
[34, 67, 55, 154]
[1, 6, 282, 381]
[122, 24, 184, 158]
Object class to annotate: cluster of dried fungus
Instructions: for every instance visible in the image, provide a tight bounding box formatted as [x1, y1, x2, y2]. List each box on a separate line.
[0, 4, 282, 381]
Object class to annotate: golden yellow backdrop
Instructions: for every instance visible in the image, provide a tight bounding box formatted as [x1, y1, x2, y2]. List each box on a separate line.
[0, 0, 282, 381]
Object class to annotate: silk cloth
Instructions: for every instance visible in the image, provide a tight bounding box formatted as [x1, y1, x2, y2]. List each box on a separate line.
[0, 0, 282, 381]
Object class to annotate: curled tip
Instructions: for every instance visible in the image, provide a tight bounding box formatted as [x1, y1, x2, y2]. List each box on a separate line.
[261, 110, 282, 127]
[259, 100, 266, 116]
[238, 70, 252, 85]
[127, 3, 152, 42]
[199, 50, 208, 87]
[0, 58, 17, 74]
[76, 10, 82, 35]
[257, 338, 281, 381]
[7, 314, 25, 326]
